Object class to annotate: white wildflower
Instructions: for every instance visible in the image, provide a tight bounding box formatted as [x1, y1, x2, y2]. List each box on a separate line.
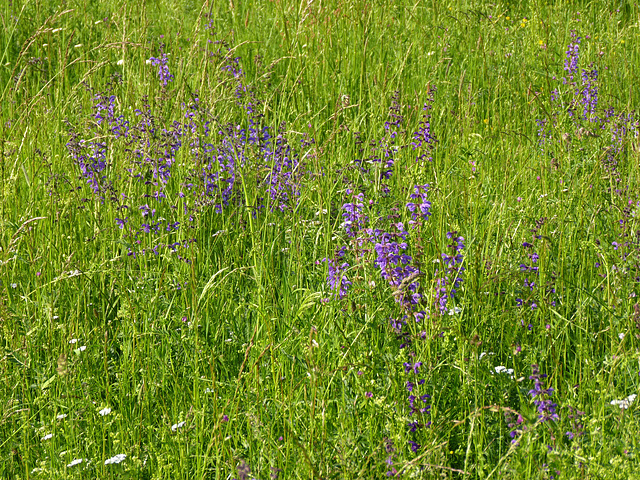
[117, 59, 124, 66]
[479, 352, 495, 360]
[171, 421, 186, 432]
[494, 366, 514, 378]
[56, 413, 68, 420]
[611, 394, 637, 410]
[98, 407, 112, 416]
[67, 458, 84, 467]
[69, 338, 78, 344]
[41, 433, 53, 441]
[104, 454, 126, 465]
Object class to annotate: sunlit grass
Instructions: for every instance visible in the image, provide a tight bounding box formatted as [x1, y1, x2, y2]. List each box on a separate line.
[1, 1, 639, 479]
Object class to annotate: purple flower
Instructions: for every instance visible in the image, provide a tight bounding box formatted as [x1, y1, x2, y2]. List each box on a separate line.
[529, 364, 559, 422]
[433, 232, 465, 314]
[407, 185, 432, 223]
[342, 194, 367, 236]
[410, 88, 437, 162]
[403, 361, 422, 374]
[580, 65, 599, 120]
[564, 31, 581, 80]
[234, 460, 252, 480]
[149, 50, 174, 87]
[505, 412, 525, 445]
[323, 257, 352, 299]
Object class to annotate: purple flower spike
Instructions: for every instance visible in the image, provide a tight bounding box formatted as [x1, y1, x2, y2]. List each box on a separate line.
[150, 50, 175, 87]
[403, 361, 422, 374]
[529, 364, 559, 422]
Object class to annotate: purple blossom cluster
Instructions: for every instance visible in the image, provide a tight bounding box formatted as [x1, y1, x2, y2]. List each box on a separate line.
[538, 30, 638, 182]
[372, 223, 422, 309]
[604, 111, 638, 180]
[403, 357, 431, 438]
[406, 184, 431, 225]
[515, 218, 558, 322]
[318, 92, 462, 464]
[326, 189, 437, 314]
[323, 197, 464, 460]
[528, 364, 559, 423]
[410, 88, 437, 163]
[580, 66, 598, 121]
[65, 133, 108, 195]
[505, 410, 526, 445]
[232, 460, 254, 480]
[351, 89, 436, 196]
[433, 232, 465, 315]
[66, 40, 313, 261]
[322, 247, 352, 300]
[505, 365, 561, 448]
[93, 92, 128, 132]
[563, 32, 581, 84]
[149, 49, 175, 87]
[341, 192, 367, 238]
[323, 188, 445, 460]
[264, 125, 309, 212]
[383, 437, 397, 477]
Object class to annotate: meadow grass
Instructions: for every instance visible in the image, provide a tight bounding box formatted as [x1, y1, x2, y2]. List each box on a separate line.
[1, 0, 640, 478]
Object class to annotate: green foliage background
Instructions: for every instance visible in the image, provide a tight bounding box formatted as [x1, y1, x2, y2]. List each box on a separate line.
[1, 0, 640, 478]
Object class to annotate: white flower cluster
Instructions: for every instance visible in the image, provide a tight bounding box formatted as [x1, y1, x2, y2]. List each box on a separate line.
[105, 454, 126, 465]
[610, 394, 637, 410]
[171, 421, 186, 432]
[98, 407, 112, 416]
[493, 366, 514, 379]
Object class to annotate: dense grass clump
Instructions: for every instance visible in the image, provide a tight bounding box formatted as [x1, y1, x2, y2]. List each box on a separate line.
[1, 1, 640, 478]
